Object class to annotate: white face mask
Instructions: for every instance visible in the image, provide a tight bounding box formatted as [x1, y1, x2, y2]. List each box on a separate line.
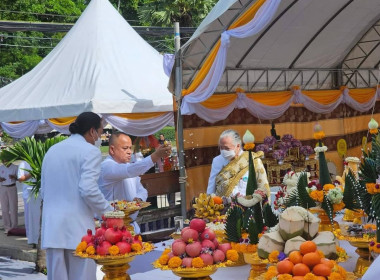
[221, 149, 235, 160]
[93, 130, 102, 148]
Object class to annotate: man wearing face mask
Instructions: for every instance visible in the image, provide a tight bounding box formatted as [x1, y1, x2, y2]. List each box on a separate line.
[41, 112, 113, 280]
[207, 129, 270, 200]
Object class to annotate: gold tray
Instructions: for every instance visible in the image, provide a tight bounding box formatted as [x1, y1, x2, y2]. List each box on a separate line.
[172, 267, 217, 278]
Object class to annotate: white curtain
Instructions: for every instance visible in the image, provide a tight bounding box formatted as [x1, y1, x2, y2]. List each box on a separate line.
[163, 54, 175, 77]
[293, 89, 343, 114]
[342, 88, 377, 112]
[104, 112, 174, 137]
[46, 120, 72, 135]
[1, 121, 41, 138]
[181, 0, 281, 113]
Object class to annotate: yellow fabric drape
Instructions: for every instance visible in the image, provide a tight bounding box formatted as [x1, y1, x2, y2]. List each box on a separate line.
[201, 94, 237, 109]
[246, 91, 293, 106]
[302, 90, 342, 105]
[113, 112, 167, 120]
[182, 0, 267, 96]
[348, 88, 376, 104]
[48, 117, 76, 126]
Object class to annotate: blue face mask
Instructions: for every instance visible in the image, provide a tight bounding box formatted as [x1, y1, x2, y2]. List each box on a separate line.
[221, 149, 235, 160]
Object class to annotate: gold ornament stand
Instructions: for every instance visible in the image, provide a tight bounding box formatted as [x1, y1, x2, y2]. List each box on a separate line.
[310, 207, 339, 231]
[226, 252, 245, 267]
[243, 253, 267, 280]
[95, 255, 135, 280]
[349, 241, 373, 277]
[172, 267, 217, 280]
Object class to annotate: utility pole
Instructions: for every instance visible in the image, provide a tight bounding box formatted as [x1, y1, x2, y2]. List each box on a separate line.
[174, 22, 187, 218]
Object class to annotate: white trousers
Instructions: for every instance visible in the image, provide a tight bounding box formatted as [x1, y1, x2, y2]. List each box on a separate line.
[46, 248, 96, 280]
[24, 194, 42, 244]
[0, 185, 18, 231]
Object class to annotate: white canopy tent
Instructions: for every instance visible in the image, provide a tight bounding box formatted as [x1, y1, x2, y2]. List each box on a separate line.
[0, 0, 174, 137]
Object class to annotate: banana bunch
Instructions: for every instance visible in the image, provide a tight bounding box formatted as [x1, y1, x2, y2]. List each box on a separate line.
[193, 193, 224, 219]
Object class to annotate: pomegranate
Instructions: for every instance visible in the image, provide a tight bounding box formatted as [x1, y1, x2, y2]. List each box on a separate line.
[133, 235, 142, 246]
[182, 257, 193, 268]
[189, 219, 206, 233]
[95, 223, 107, 238]
[106, 217, 124, 229]
[213, 238, 219, 249]
[168, 252, 174, 259]
[81, 229, 94, 244]
[200, 229, 216, 241]
[120, 226, 132, 241]
[172, 240, 187, 256]
[181, 226, 190, 235]
[201, 239, 215, 250]
[213, 249, 225, 263]
[185, 242, 202, 257]
[116, 241, 131, 254]
[104, 226, 123, 244]
[181, 229, 199, 243]
[96, 240, 112, 256]
[218, 243, 232, 254]
[200, 253, 213, 265]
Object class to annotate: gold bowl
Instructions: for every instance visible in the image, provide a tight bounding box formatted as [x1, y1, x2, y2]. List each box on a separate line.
[243, 253, 267, 279]
[172, 266, 217, 279]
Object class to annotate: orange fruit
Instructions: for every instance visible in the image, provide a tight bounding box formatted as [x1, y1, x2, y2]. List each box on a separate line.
[320, 258, 334, 269]
[292, 263, 310, 276]
[300, 241, 317, 255]
[293, 277, 305, 280]
[212, 196, 223, 204]
[277, 260, 294, 274]
[312, 264, 332, 277]
[289, 251, 303, 264]
[302, 252, 321, 268]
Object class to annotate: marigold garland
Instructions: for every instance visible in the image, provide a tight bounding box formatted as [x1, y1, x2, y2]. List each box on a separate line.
[369, 128, 378, 134]
[76, 241, 87, 253]
[168, 256, 182, 268]
[313, 131, 325, 140]
[268, 250, 280, 263]
[333, 202, 345, 212]
[310, 190, 324, 202]
[304, 273, 317, 280]
[85, 245, 95, 255]
[226, 249, 239, 262]
[191, 257, 204, 268]
[131, 243, 142, 252]
[158, 254, 170, 265]
[243, 143, 255, 151]
[264, 266, 278, 280]
[323, 184, 335, 191]
[246, 244, 257, 253]
[328, 272, 343, 280]
[109, 245, 120, 256]
[277, 274, 293, 280]
[366, 183, 380, 194]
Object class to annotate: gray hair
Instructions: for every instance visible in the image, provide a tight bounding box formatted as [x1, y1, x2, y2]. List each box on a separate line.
[219, 129, 242, 147]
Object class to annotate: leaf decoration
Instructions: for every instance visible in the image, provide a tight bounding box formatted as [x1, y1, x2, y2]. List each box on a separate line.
[225, 205, 243, 243]
[246, 152, 257, 196]
[285, 172, 316, 208]
[343, 170, 362, 210]
[247, 217, 259, 245]
[263, 203, 279, 228]
[321, 194, 334, 224]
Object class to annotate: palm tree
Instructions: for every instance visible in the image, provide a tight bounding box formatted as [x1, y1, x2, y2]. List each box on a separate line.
[1, 136, 66, 272]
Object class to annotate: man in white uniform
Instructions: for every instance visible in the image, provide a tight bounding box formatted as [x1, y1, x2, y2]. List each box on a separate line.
[99, 132, 171, 233]
[207, 129, 270, 202]
[0, 160, 18, 234]
[18, 160, 41, 246]
[41, 112, 113, 280]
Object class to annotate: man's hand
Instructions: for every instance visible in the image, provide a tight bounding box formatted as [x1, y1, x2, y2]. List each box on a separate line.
[9, 175, 17, 180]
[150, 144, 172, 163]
[133, 197, 143, 202]
[0, 177, 5, 182]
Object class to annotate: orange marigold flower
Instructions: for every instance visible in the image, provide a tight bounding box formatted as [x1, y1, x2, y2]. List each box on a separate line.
[313, 131, 325, 140]
[304, 273, 317, 280]
[366, 183, 376, 194]
[333, 202, 345, 212]
[75, 241, 87, 253]
[370, 128, 378, 134]
[317, 250, 325, 258]
[163, 248, 171, 255]
[278, 274, 293, 280]
[264, 267, 278, 280]
[310, 190, 324, 202]
[328, 272, 343, 280]
[168, 256, 182, 268]
[323, 184, 335, 191]
[268, 250, 280, 263]
[244, 143, 255, 151]
[226, 249, 239, 262]
[246, 244, 257, 253]
[109, 245, 120, 256]
[131, 243, 142, 252]
[158, 254, 170, 265]
[85, 245, 95, 255]
[191, 257, 204, 268]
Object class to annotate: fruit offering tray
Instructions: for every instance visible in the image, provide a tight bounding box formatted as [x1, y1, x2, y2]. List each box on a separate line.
[254, 272, 358, 280]
[111, 200, 151, 213]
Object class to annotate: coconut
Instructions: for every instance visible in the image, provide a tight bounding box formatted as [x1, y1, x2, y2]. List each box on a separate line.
[284, 236, 306, 255]
[302, 213, 320, 240]
[258, 231, 285, 259]
[312, 231, 337, 259]
[279, 208, 305, 241]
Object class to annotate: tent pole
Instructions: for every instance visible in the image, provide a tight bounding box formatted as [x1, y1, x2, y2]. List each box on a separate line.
[174, 22, 187, 218]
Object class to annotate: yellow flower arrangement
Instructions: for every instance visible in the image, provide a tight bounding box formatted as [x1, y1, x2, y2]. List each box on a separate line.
[366, 183, 380, 194]
[304, 273, 317, 280]
[243, 143, 255, 151]
[369, 241, 380, 253]
[313, 131, 325, 140]
[268, 250, 280, 263]
[109, 245, 120, 256]
[168, 256, 182, 268]
[310, 190, 324, 202]
[323, 184, 335, 191]
[76, 241, 87, 253]
[226, 249, 239, 262]
[158, 254, 170, 265]
[278, 274, 293, 280]
[85, 245, 95, 255]
[131, 243, 142, 252]
[333, 202, 345, 212]
[328, 272, 343, 280]
[264, 266, 278, 280]
[191, 257, 204, 268]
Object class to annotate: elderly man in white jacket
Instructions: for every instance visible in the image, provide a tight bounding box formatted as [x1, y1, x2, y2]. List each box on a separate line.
[41, 112, 113, 280]
[99, 131, 171, 234]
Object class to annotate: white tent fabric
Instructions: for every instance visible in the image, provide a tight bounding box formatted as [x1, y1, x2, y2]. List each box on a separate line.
[0, 0, 174, 129]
